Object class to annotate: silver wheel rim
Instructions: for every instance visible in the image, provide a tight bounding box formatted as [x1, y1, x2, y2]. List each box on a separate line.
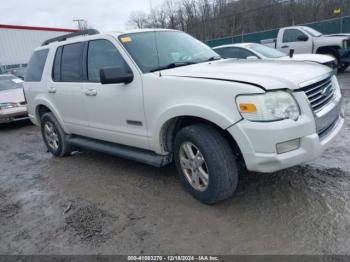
[179, 142, 209, 192]
[44, 122, 59, 151]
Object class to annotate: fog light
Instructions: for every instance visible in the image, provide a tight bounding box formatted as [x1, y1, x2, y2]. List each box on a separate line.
[276, 138, 300, 154]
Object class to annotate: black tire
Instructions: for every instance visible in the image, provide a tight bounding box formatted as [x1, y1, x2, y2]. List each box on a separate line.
[40, 112, 72, 157]
[339, 64, 349, 73]
[174, 124, 239, 204]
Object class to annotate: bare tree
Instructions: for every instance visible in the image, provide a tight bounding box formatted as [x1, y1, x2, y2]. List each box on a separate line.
[128, 0, 350, 41]
[127, 11, 148, 29]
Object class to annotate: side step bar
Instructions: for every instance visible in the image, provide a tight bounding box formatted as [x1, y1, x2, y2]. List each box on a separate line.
[66, 135, 172, 167]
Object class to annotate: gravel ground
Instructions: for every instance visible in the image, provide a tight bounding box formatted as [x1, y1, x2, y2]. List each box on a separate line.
[0, 73, 350, 255]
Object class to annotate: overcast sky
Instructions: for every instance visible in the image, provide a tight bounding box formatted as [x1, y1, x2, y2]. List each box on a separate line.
[0, 0, 164, 32]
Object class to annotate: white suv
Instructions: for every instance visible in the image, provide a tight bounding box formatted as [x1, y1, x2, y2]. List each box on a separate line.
[24, 29, 344, 204]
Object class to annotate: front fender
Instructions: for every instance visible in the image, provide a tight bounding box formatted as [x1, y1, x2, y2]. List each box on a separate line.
[150, 104, 242, 154]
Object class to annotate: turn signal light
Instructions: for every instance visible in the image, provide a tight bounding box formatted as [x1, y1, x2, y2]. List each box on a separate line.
[239, 103, 257, 113]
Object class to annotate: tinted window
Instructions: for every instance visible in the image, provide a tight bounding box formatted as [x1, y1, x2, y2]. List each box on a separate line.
[61, 42, 84, 82]
[52, 46, 63, 81]
[25, 49, 49, 82]
[248, 43, 285, 58]
[283, 29, 307, 43]
[87, 39, 129, 82]
[215, 47, 256, 59]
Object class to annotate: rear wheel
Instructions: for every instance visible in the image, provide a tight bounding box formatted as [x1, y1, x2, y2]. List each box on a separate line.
[174, 124, 239, 204]
[41, 112, 72, 157]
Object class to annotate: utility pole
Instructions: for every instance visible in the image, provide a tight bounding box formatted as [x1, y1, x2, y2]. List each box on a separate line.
[73, 19, 88, 30]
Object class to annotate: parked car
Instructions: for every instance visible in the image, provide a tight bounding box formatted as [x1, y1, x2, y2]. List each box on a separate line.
[0, 64, 6, 74]
[261, 26, 350, 71]
[0, 74, 28, 124]
[10, 68, 27, 80]
[213, 43, 338, 74]
[24, 29, 344, 204]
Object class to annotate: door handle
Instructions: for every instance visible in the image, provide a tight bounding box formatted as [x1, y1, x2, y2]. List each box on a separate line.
[281, 45, 289, 48]
[48, 87, 56, 93]
[84, 88, 97, 96]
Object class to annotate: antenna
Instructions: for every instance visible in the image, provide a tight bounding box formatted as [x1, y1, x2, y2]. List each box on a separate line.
[73, 19, 88, 30]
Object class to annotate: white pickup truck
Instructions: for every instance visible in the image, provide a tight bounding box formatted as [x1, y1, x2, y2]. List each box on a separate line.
[261, 26, 350, 71]
[24, 29, 344, 204]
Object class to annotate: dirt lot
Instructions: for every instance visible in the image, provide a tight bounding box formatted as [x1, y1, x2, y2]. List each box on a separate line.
[1, 73, 350, 255]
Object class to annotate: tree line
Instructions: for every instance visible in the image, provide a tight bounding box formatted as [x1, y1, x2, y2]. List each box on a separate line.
[128, 0, 350, 41]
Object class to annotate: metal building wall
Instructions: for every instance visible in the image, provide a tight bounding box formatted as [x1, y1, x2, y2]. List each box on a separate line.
[0, 26, 77, 68]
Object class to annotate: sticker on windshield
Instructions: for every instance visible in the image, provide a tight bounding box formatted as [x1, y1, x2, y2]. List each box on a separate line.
[120, 36, 132, 43]
[12, 79, 24, 83]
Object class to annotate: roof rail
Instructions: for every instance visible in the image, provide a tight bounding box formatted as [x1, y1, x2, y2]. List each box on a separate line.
[41, 29, 100, 46]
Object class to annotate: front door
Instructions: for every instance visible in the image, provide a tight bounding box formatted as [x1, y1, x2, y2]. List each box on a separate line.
[279, 29, 313, 54]
[82, 38, 148, 149]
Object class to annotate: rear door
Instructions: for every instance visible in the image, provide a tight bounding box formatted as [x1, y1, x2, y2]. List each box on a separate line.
[278, 29, 313, 54]
[49, 42, 89, 135]
[81, 38, 148, 149]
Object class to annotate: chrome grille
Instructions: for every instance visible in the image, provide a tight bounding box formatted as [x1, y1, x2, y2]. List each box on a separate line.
[302, 76, 335, 112]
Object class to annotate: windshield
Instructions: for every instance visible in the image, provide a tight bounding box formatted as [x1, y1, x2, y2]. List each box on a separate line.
[302, 27, 322, 37]
[119, 31, 220, 73]
[247, 43, 286, 58]
[0, 76, 23, 91]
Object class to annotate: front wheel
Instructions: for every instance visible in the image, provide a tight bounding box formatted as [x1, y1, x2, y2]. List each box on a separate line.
[174, 124, 239, 204]
[339, 63, 349, 73]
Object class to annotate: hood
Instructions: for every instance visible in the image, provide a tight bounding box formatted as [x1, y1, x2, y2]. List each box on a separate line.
[160, 59, 332, 90]
[315, 34, 350, 45]
[277, 53, 334, 64]
[324, 33, 350, 37]
[0, 88, 25, 104]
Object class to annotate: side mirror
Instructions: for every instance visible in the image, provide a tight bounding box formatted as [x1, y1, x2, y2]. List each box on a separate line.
[247, 56, 259, 60]
[100, 67, 133, 84]
[297, 35, 308, 41]
[289, 49, 295, 58]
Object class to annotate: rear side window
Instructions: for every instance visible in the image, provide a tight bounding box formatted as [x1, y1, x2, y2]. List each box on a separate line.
[25, 49, 49, 82]
[60, 42, 84, 82]
[53, 42, 84, 82]
[52, 46, 63, 81]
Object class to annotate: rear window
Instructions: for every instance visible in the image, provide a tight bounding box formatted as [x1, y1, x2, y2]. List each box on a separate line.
[0, 76, 23, 91]
[25, 49, 49, 82]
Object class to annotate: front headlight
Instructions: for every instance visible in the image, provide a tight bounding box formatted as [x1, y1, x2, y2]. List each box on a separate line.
[0, 102, 18, 110]
[236, 91, 300, 122]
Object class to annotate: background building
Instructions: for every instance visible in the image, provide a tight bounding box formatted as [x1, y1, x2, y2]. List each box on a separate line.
[0, 24, 78, 77]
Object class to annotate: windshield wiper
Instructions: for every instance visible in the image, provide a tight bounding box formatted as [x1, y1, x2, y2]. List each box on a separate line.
[205, 56, 221, 62]
[150, 61, 197, 72]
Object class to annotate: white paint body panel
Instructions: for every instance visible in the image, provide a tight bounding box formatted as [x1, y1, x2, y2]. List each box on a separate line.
[24, 30, 344, 172]
[214, 43, 334, 64]
[261, 26, 350, 55]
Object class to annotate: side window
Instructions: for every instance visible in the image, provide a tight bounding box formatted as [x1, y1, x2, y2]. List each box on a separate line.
[216, 47, 256, 59]
[61, 42, 84, 82]
[283, 29, 307, 43]
[87, 39, 130, 82]
[52, 46, 63, 81]
[25, 49, 49, 82]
